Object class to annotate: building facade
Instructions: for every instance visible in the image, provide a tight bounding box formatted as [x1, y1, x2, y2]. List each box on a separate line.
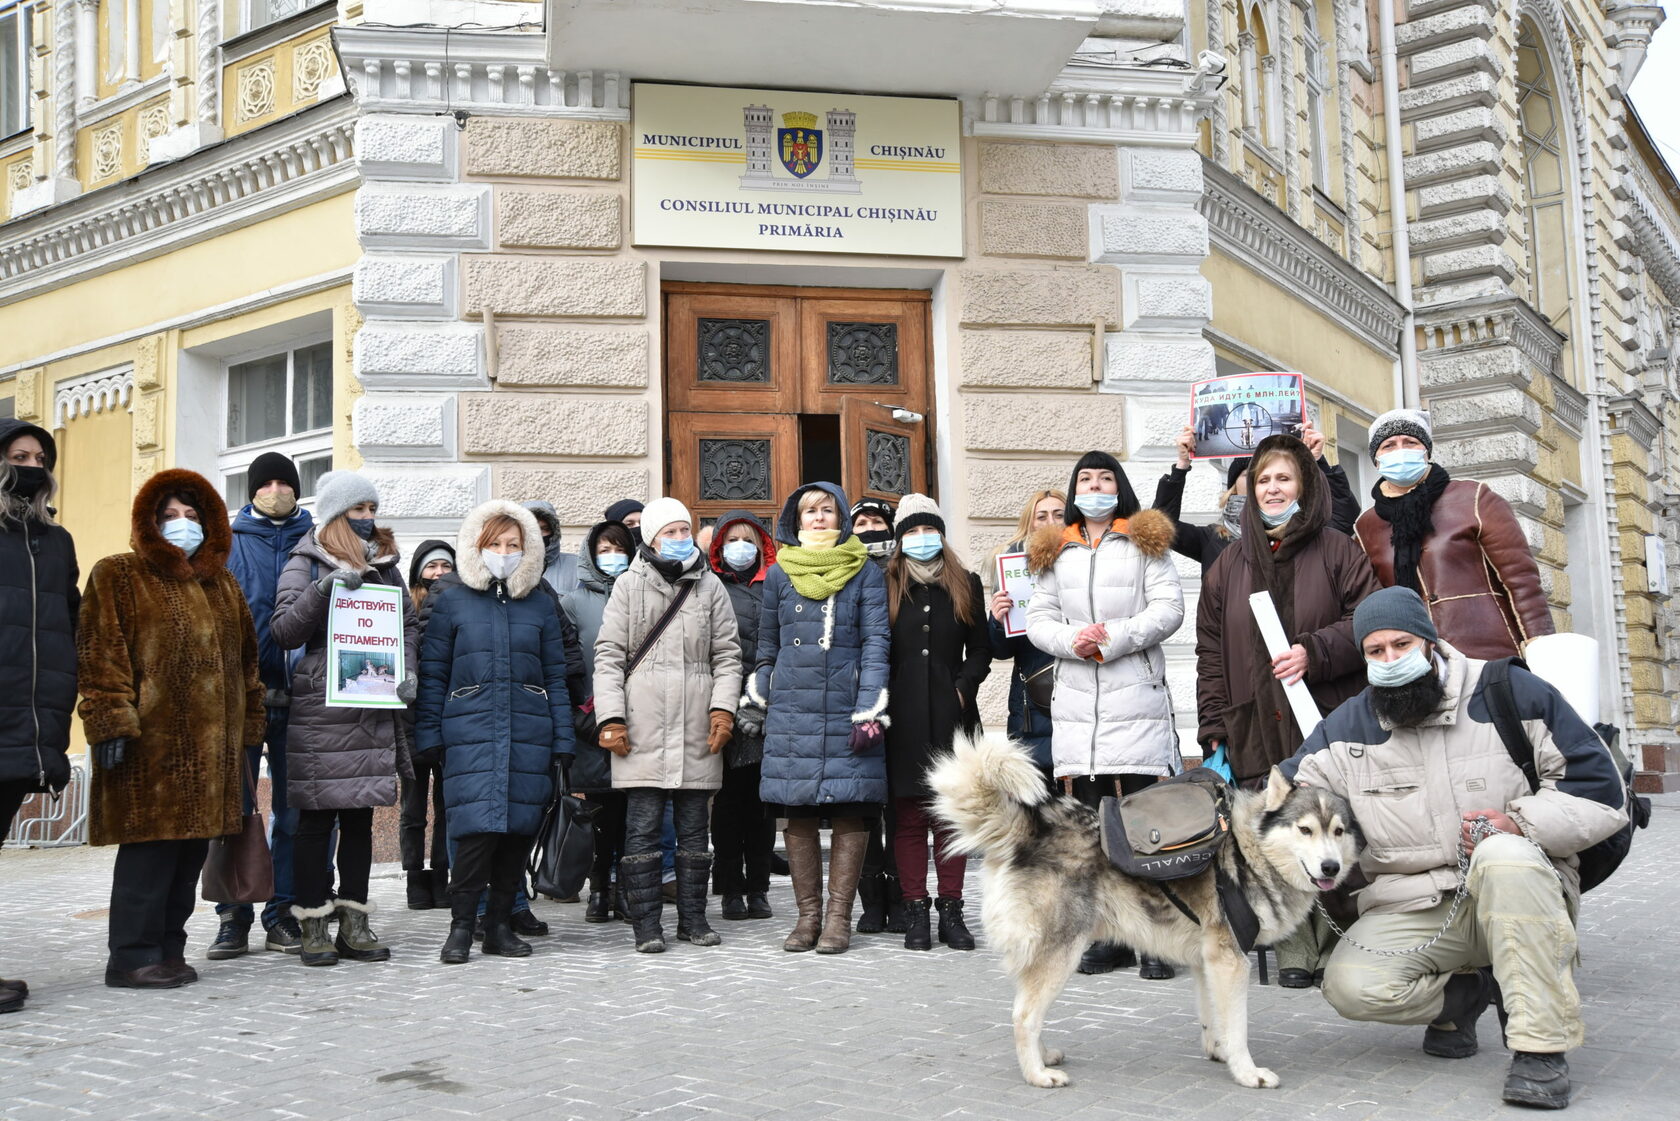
[2, 0, 1678, 789]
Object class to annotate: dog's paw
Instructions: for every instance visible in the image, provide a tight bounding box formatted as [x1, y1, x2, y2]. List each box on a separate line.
[1041, 1048, 1065, 1067]
[1025, 1068, 1070, 1089]
[1231, 1065, 1280, 1089]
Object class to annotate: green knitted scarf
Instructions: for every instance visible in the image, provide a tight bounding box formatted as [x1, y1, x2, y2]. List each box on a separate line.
[776, 536, 868, 600]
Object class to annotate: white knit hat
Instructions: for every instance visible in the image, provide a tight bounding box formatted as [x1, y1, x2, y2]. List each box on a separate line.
[1367, 408, 1433, 462]
[638, 497, 693, 544]
[892, 493, 944, 539]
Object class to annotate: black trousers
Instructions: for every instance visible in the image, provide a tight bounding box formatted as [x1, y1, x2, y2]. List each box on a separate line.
[398, 761, 449, 872]
[0, 779, 32, 848]
[711, 763, 774, 895]
[1068, 773, 1156, 809]
[625, 789, 709, 858]
[861, 798, 900, 882]
[107, 839, 212, 970]
[586, 790, 628, 893]
[295, 807, 373, 908]
[449, 832, 533, 899]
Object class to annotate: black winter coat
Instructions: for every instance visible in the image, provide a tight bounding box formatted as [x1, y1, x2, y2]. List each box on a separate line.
[0, 446, 79, 790]
[884, 570, 991, 797]
[709, 509, 776, 769]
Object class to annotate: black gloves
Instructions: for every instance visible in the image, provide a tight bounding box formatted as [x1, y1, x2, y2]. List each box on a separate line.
[91, 738, 128, 769]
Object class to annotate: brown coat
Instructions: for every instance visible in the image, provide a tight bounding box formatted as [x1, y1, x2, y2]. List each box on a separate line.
[78, 470, 265, 846]
[1196, 437, 1382, 783]
[1354, 478, 1554, 660]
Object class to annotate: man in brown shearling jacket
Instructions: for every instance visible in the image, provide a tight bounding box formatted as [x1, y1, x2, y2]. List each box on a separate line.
[1282, 587, 1627, 1111]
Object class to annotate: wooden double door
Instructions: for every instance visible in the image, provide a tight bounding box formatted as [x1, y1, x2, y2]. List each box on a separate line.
[664, 282, 933, 526]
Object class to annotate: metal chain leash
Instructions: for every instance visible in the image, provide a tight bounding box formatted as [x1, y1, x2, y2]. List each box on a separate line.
[1315, 817, 1563, 959]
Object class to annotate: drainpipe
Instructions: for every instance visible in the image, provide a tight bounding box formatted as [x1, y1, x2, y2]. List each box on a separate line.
[1380, 0, 1419, 409]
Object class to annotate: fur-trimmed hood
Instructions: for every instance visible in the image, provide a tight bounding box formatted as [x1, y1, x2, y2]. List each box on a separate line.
[455, 500, 546, 599]
[1025, 506, 1174, 574]
[131, 468, 233, 582]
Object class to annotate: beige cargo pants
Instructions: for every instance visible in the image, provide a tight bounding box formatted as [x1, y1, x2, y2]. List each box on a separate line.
[1320, 834, 1582, 1053]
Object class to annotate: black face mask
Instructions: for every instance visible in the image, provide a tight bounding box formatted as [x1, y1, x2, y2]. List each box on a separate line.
[857, 528, 896, 557]
[347, 518, 377, 540]
[4, 465, 48, 500]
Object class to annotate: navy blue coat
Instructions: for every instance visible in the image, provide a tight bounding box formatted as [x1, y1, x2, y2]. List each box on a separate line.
[227, 503, 314, 693]
[988, 537, 1054, 771]
[416, 512, 575, 840]
[749, 482, 890, 808]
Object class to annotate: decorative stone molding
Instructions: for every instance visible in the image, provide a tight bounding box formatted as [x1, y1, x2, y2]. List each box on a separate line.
[1606, 3, 1667, 97]
[0, 103, 357, 302]
[237, 58, 279, 123]
[1549, 374, 1588, 435]
[965, 60, 1220, 149]
[335, 26, 630, 120]
[1199, 159, 1404, 357]
[1415, 295, 1564, 382]
[1607, 393, 1663, 448]
[91, 124, 123, 180]
[54, 368, 134, 427]
[196, 0, 220, 128]
[137, 101, 170, 165]
[1627, 177, 1680, 308]
[294, 39, 337, 103]
[53, 0, 77, 183]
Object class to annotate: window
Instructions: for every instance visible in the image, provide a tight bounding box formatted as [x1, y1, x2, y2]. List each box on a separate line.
[245, 0, 307, 34]
[1236, 4, 1278, 150]
[1, 1, 31, 139]
[1304, 27, 1330, 193]
[220, 340, 333, 506]
[1516, 21, 1576, 384]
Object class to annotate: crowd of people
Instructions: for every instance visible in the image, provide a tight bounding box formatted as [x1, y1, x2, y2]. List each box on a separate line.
[0, 408, 1631, 1109]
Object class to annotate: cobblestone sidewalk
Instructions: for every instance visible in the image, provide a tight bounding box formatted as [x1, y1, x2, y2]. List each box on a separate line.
[2, 796, 1676, 1121]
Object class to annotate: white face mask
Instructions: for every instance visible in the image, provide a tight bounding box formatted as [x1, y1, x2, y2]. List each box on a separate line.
[482, 550, 522, 581]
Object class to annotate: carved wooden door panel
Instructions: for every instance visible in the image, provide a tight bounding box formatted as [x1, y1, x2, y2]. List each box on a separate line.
[668, 411, 799, 525]
[839, 397, 926, 508]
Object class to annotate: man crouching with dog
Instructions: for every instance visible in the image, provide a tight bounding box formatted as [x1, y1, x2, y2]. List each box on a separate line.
[1283, 586, 1628, 1110]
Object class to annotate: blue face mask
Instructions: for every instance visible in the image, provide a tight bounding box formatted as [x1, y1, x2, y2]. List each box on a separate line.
[901, 533, 944, 561]
[721, 540, 759, 570]
[658, 536, 696, 562]
[161, 518, 204, 557]
[1367, 646, 1433, 688]
[347, 517, 377, 540]
[1073, 492, 1118, 519]
[1376, 449, 1431, 487]
[596, 553, 629, 577]
[1258, 500, 1300, 528]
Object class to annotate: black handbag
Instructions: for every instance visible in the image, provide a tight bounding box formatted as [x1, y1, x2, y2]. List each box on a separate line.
[528, 779, 599, 900]
[1022, 661, 1055, 713]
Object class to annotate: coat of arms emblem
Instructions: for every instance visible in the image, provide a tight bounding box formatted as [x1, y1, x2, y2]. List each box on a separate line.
[740, 104, 861, 193]
[778, 112, 823, 178]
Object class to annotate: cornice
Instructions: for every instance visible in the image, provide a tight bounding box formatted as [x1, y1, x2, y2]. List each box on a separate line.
[1627, 174, 1680, 308]
[334, 26, 629, 120]
[964, 61, 1219, 148]
[1414, 291, 1566, 379]
[54, 367, 133, 427]
[1607, 391, 1663, 447]
[0, 100, 357, 306]
[1199, 158, 1404, 357]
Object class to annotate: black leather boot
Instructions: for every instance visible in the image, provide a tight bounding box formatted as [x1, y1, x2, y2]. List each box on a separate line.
[429, 868, 451, 908]
[883, 872, 908, 934]
[856, 873, 888, 933]
[675, 852, 721, 946]
[1503, 1051, 1570, 1109]
[1423, 968, 1493, 1059]
[621, 852, 666, 953]
[481, 892, 533, 958]
[935, 898, 976, 951]
[1138, 955, 1175, 980]
[440, 894, 477, 965]
[406, 870, 434, 910]
[746, 891, 773, 919]
[585, 891, 611, 923]
[510, 908, 549, 936]
[1077, 941, 1136, 975]
[902, 898, 932, 951]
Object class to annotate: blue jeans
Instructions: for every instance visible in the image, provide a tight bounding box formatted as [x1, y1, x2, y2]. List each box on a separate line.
[446, 833, 533, 916]
[216, 707, 296, 930]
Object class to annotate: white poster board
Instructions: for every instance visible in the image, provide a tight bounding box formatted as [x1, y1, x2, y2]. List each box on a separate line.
[325, 581, 405, 709]
[1248, 591, 1322, 738]
[994, 551, 1036, 638]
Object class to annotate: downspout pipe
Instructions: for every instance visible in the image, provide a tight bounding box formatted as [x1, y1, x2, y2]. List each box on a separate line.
[1380, 0, 1419, 409]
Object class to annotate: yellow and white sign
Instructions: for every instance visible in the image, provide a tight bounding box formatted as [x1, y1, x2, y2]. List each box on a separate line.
[632, 83, 963, 257]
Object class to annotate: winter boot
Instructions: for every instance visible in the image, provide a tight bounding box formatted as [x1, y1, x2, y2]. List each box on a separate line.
[264, 914, 302, 954]
[585, 890, 611, 922]
[816, 826, 868, 955]
[621, 852, 666, 953]
[1503, 1052, 1570, 1109]
[291, 903, 338, 967]
[0, 986, 22, 1014]
[746, 891, 773, 920]
[675, 852, 722, 946]
[333, 900, 390, 963]
[1077, 941, 1136, 975]
[510, 908, 549, 936]
[902, 898, 932, 951]
[429, 867, 451, 909]
[1139, 955, 1175, 980]
[883, 872, 909, 934]
[206, 916, 250, 960]
[406, 870, 435, 910]
[935, 897, 976, 951]
[856, 872, 888, 934]
[481, 892, 533, 958]
[1423, 968, 1493, 1059]
[440, 894, 477, 965]
[721, 894, 748, 920]
[782, 827, 824, 952]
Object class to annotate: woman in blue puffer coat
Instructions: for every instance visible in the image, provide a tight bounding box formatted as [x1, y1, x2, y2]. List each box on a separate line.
[416, 500, 574, 965]
[748, 482, 890, 956]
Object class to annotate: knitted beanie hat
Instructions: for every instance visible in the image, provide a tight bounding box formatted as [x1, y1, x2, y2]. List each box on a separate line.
[313, 470, 379, 527]
[638, 497, 693, 544]
[1368, 408, 1433, 462]
[1352, 585, 1440, 647]
[246, 451, 301, 501]
[893, 493, 944, 539]
[849, 497, 896, 531]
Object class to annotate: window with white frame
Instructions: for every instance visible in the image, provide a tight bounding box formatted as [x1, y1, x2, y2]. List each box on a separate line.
[1304, 28, 1331, 193]
[244, 0, 308, 35]
[219, 339, 333, 507]
[0, 1, 32, 139]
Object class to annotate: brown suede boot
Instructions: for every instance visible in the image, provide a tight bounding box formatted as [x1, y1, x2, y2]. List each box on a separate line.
[816, 823, 869, 955]
[782, 825, 824, 953]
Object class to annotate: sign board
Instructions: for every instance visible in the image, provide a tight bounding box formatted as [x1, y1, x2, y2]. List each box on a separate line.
[995, 551, 1037, 639]
[1189, 372, 1307, 459]
[1647, 534, 1670, 597]
[632, 83, 963, 257]
[325, 581, 406, 709]
[1248, 591, 1322, 739]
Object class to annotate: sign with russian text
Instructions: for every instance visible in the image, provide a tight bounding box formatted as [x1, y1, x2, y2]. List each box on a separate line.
[325, 581, 406, 709]
[632, 83, 963, 257]
[995, 551, 1037, 639]
[1189, 372, 1307, 459]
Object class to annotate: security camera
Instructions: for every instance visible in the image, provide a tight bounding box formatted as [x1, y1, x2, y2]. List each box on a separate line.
[1197, 50, 1228, 75]
[891, 408, 924, 424]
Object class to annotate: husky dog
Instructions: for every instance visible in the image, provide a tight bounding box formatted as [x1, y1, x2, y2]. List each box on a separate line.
[929, 734, 1360, 1091]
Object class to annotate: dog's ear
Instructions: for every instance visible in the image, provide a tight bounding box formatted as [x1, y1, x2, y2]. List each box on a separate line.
[1263, 767, 1293, 813]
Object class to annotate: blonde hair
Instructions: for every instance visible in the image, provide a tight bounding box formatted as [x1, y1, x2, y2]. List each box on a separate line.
[995, 489, 1066, 560]
[319, 516, 396, 570]
[797, 488, 837, 517]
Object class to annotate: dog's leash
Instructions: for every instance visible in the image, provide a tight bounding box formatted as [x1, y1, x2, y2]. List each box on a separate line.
[1316, 817, 1562, 958]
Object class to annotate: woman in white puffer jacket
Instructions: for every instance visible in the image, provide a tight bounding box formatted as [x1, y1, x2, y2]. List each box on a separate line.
[1025, 449, 1185, 980]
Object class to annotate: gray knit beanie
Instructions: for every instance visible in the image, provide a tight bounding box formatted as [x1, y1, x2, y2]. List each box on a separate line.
[1367, 408, 1433, 462]
[313, 470, 380, 527]
[1353, 586, 1440, 647]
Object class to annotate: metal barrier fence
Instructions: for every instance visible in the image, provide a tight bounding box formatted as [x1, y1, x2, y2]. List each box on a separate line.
[4, 759, 90, 847]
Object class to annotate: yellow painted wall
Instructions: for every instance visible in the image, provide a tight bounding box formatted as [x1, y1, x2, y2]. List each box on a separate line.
[223, 31, 340, 138]
[54, 407, 135, 573]
[1202, 248, 1393, 416]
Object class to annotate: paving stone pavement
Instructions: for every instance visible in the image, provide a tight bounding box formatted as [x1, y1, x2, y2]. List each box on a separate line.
[3, 796, 1677, 1121]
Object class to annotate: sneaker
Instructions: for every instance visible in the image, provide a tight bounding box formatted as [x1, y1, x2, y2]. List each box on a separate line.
[264, 916, 303, 954]
[206, 919, 250, 960]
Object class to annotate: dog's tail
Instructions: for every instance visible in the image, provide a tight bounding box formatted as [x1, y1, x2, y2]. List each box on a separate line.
[928, 734, 1050, 860]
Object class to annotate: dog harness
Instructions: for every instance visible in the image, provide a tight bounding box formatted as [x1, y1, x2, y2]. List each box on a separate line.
[1154, 848, 1263, 954]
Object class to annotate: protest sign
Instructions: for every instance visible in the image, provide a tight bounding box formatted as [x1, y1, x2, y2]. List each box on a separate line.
[994, 551, 1036, 638]
[325, 581, 406, 709]
[1189, 372, 1306, 459]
